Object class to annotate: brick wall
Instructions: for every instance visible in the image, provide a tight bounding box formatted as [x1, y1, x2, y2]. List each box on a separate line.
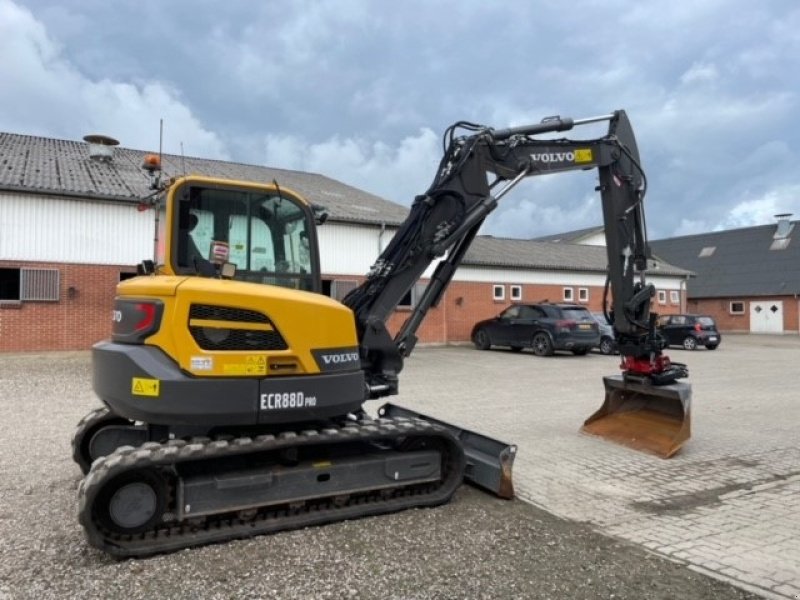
[0, 261, 135, 352]
[688, 296, 799, 333]
[443, 281, 683, 342]
[0, 262, 688, 352]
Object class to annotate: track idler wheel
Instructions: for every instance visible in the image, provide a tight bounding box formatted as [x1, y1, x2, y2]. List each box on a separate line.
[95, 468, 168, 535]
[72, 407, 132, 474]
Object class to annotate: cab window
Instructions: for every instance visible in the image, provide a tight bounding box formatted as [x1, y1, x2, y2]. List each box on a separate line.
[174, 183, 318, 291]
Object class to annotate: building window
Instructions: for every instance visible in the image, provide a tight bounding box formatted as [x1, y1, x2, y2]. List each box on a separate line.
[730, 301, 745, 315]
[331, 279, 358, 302]
[657, 290, 667, 304]
[670, 290, 680, 304]
[510, 285, 522, 301]
[398, 281, 427, 309]
[578, 288, 589, 302]
[0, 267, 60, 302]
[563, 287, 574, 302]
[699, 246, 716, 258]
[493, 285, 505, 301]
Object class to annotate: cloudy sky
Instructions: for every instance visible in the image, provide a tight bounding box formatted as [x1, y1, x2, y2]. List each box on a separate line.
[1, 0, 798, 239]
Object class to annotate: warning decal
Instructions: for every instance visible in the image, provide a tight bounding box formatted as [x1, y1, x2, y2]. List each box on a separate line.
[131, 377, 160, 397]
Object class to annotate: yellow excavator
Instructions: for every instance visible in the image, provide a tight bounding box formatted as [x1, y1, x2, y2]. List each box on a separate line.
[73, 110, 690, 557]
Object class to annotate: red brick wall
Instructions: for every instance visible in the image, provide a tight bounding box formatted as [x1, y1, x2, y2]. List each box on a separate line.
[0, 261, 135, 352]
[687, 296, 799, 333]
[443, 281, 683, 342]
[0, 262, 688, 352]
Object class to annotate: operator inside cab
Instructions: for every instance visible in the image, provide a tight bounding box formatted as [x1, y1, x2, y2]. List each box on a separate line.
[170, 179, 321, 292]
[178, 211, 216, 276]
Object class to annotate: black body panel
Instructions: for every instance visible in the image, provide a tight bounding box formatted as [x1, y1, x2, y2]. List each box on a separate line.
[93, 342, 366, 426]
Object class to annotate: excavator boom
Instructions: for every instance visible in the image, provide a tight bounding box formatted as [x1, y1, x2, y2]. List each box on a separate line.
[345, 109, 691, 456]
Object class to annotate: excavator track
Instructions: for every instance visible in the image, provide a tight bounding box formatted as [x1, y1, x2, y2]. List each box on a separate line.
[78, 416, 465, 558]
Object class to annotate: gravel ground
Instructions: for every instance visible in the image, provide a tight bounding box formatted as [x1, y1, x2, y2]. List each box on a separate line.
[0, 352, 759, 600]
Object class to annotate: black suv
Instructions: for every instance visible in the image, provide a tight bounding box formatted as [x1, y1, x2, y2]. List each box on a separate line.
[656, 314, 721, 350]
[471, 303, 600, 356]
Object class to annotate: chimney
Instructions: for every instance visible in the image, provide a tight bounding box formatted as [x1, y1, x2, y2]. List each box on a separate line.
[83, 134, 119, 162]
[773, 213, 794, 240]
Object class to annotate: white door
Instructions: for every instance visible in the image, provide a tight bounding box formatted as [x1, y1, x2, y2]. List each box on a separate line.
[750, 301, 784, 333]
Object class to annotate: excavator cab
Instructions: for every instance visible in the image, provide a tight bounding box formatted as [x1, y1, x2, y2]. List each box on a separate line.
[160, 176, 321, 292]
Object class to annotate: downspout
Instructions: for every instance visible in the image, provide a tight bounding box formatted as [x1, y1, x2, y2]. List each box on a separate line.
[680, 276, 688, 313]
[377, 221, 386, 254]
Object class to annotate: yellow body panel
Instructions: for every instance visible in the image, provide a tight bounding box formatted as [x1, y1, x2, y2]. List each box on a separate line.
[117, 275, 358, 377]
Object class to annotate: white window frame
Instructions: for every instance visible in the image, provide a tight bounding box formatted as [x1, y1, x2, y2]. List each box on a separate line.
[730, 301, 745, 315]
[510, 285, 522, 301]
[578, 287, 589, 302]
[563, 287, 574, 302]
[493, 284, 505, 301]
[669, 290, 680, 304]
[657, 290, 667, 304]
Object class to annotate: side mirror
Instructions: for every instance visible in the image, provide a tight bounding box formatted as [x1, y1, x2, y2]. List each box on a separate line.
[137, 260, 155, 275]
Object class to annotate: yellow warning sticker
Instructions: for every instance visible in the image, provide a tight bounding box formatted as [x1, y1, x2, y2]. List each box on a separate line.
[131, 377, 160, 397]
[245, 355, 267, 375]
[575, 148, 593, 163]
[223, 356, 267, 376]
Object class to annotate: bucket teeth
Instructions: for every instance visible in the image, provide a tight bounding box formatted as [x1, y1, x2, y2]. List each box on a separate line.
[582, 375, 692, 458]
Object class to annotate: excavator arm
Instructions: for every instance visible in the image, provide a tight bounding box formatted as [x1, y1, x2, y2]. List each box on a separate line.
[344, 110, 688, 399]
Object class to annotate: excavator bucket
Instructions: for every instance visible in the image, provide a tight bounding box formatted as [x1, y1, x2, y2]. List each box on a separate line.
[378, 403, 516, 499]
[581, 375, 691, 458]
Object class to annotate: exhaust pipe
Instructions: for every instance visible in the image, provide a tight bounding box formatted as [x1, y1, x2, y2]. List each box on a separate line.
[582, 375, 692, 458]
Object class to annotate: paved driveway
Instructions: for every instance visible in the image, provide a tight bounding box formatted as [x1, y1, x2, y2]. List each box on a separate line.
[392, 334, 800, 599]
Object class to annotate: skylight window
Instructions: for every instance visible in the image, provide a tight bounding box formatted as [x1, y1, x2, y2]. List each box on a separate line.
[698, 246, 715, 257]
[770, 238, 791, 251]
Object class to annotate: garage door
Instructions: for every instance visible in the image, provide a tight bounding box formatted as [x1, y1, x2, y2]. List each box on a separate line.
[750, 301, 784, 333]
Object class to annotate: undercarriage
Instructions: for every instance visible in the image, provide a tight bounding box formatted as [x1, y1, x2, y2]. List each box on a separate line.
[77, 415, 465, 558]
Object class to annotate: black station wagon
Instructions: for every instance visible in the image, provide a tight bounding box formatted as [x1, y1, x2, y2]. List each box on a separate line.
[471, 303, 600, 356]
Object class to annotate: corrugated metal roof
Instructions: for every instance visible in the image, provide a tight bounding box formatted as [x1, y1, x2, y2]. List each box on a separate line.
[0, 132, 410, 226]
[650, 221, 800, 297]
[464, 236, 691, 276]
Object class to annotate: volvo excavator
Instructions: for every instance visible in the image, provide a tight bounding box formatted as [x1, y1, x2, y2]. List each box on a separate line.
[73, 109, 691, 557]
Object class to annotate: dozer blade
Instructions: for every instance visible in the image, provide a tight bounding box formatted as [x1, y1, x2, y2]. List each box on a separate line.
[378, 403, 517, 499]
[581, 375, 691, 458]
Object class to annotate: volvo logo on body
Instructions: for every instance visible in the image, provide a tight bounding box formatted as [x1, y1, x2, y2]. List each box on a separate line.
[321, 352, 360, 365]
[313, 347, 362, 372]
[530, 152, 575, 163]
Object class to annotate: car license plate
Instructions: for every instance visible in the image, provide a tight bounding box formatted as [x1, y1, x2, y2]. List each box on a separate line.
[579, 323, 591, 330]
[707, 336, 718, 341]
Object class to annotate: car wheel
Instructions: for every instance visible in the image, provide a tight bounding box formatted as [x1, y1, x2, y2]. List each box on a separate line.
[706, 344, 719, 350]
[532, 333, 554, 357]
[599, 337, 615, 355]
[572, 347, 589, 356]
[682, 336, 698, 351]
[473, 329, 491, 351]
